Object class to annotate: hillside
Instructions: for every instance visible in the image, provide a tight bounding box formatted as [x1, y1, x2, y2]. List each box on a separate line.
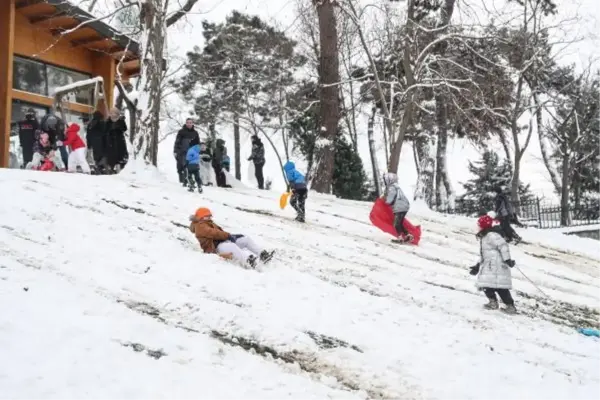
[0, 166, 599, 399]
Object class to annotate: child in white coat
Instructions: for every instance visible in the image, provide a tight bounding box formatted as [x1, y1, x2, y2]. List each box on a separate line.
[470, 215, 517, 314]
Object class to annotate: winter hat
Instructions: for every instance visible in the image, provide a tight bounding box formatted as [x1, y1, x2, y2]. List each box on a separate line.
[193, 207, 212, 220]
[66, 123, 81, 135]
[477, 215, 494, 230]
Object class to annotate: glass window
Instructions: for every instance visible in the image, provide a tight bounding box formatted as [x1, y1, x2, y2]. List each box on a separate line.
[13, 56, 47, 96]
[47, 65, 93, 105]
[64, 110, 90, 129]
[10, 100, 48, 137]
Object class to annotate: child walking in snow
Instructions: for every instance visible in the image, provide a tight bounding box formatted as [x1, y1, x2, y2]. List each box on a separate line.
[186, 138, 203, 193]
[283, 161, 307, 223]
[199, 142, 213, 186]
[63, 123, 91, 173]
[470, 215, 517, 314]
[189, 207, 274, 268]
[382, 172, 412, 243]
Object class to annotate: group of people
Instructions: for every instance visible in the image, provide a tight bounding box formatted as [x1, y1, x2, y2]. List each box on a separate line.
[17, 107, 128, 174]
[173, 118, 232, 191]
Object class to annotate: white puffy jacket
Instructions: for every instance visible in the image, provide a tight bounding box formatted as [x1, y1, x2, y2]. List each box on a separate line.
[476, 230, 512, 289]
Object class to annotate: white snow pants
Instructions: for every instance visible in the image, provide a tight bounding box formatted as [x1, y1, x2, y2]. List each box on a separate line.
[27, 152, 65, 170]
[216, 236, 263, 265]
[200, 160, 213, 185]
[68, 147, 91, 173]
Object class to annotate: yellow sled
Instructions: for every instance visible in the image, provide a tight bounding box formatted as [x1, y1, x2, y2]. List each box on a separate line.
[279, 192, 291, 209]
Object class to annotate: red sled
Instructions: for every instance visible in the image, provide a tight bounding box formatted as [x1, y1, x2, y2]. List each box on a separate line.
[39, 159, 56, 171]
[369, 198, 422, 245]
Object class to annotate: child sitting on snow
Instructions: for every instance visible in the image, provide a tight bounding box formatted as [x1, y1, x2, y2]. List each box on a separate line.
[185, 138, 203, 193]
[283, 161, 307, 223]
[63, 123, 91, 173]
[27, 131, 65, 171]
[469, 215, 517, 314]
[382, 172, 412, 243]
[189, 207, 274, 268]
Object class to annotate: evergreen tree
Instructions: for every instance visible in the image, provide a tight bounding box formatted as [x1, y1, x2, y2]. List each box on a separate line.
[459, 151, 533, 213]
[332, 135, 369, 201]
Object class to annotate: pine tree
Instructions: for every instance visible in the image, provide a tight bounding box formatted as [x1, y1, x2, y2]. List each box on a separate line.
[459, 151, 533, 214]
[332, 135, 369, 201]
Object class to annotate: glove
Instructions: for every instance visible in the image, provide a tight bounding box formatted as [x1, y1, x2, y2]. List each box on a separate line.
[56, 140, 63, 146]
[469, 263, 480, 276]
[247, 156, 252, 161]
[173, 152, 178, 158]
[227, 234, 237, 243]
[505, 259, 515, 268]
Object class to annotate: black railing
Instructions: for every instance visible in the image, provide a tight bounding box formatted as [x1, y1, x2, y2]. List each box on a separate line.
[437, 198, 600, 229]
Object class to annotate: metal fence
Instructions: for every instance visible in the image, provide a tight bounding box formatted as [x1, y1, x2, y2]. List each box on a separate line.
[437, 198, 600, 229]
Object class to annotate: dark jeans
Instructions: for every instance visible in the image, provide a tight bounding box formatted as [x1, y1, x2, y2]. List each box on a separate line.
[498, 216, 520, 241]
[290, 188, 308, 220]
[58, 145, 68, 169]
[21, 144, 34, 166]
[187, 164, 202, 188]
[254, 162, 264, 189]
[213, 163, 227, 187]
[176, 158, 187, 184]
[393, 211, 409, 236]
[484, 288, 514, 306]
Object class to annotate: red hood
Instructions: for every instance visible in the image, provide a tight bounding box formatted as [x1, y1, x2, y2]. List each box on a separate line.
[66, 123, 80, 135]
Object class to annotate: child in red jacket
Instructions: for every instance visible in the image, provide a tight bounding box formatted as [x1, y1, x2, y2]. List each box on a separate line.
[63, 123, 91, 173]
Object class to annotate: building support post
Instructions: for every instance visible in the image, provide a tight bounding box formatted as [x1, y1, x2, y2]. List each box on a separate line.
[0, 0, 16, 168]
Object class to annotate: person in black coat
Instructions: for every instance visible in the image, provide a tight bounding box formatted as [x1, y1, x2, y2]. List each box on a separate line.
[17, 108, 39, 167]
[247, 134, 266, 189]
[494, 186, 522, 244]
[104, 108, 128, 173]
[173, 118, 200, 186]
[86, 111, 106, 173]
[212, 138, 228, 187]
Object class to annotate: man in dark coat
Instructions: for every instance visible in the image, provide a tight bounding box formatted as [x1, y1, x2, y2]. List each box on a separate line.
[247, 134, 266, 189]
[105, 108, 128, 173]
[212, 138, 228, 187]
[86, 111, 106, 173]
[17, 108, 39, 167]
[173, 118, 200, 186]
[494, 186, 522, 244]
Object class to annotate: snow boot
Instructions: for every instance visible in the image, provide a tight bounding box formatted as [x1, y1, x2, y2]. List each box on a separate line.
[404, 234, 414, 243]
[246, 255, 258, 269]
[295, 215, 305, 223]
[502, 305, 517, 315]
[484, 299, 499, 310]
[260, 250, 275, 264]
[198, 186, 203, 193]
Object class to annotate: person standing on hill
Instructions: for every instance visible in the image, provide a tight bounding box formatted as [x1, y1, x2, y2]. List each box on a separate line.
[248, 134, 266, 189]
[283, 161, 307, 223]
[63, 123, 91, 173]
[470, 215, 518, 314]
[186, 137, 203, 193]
[105, 108, 128, 173]
[382, 172, 413, 243]
[212, 138, 228, 187]
[86, 111, 106, 174]
[17, 108, 39, 167]
[494, 186, 522, 244]
[173, 118, 200, 186]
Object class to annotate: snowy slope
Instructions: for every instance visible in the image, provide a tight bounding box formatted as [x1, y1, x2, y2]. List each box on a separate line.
[1, 167, 599, 399]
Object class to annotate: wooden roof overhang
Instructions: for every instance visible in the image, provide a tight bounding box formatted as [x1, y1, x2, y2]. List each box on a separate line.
[15, 0, 142, 77]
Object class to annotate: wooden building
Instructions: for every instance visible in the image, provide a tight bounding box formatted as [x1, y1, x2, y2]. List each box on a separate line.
[0, 0, 141, 168]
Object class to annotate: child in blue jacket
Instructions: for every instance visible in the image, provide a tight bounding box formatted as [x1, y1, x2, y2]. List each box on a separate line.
[186, 138, 203, 193]
[283, 161, 307, 223]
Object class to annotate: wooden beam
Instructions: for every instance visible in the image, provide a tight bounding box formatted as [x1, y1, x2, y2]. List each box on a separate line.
[0, 0, 16, 168]
[30, 11, 68, 24]
[11, 90, 93, 115]
[70, 36, 106, 47]
[15, 0, 43, 9]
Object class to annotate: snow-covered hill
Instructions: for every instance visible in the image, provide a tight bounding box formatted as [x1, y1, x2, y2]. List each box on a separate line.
[1, 166, 599, 399]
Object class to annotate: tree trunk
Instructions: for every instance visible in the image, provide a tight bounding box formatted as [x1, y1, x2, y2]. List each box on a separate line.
[367, 107, 381, 197]
[233, 112, 241, 180]
[414, 133, 435, 206]
[133, 0, 164, 166]
[311, 0, 340, 193]
[560, 143, 570, 226]
[499, 131, 513, 173]
[511, 149, 522, 205]
[434, 94, 454, 209]
[534, 93, 561, 193]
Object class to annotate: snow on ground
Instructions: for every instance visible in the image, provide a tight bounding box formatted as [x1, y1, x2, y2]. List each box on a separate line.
[1, 167, 599, 399]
